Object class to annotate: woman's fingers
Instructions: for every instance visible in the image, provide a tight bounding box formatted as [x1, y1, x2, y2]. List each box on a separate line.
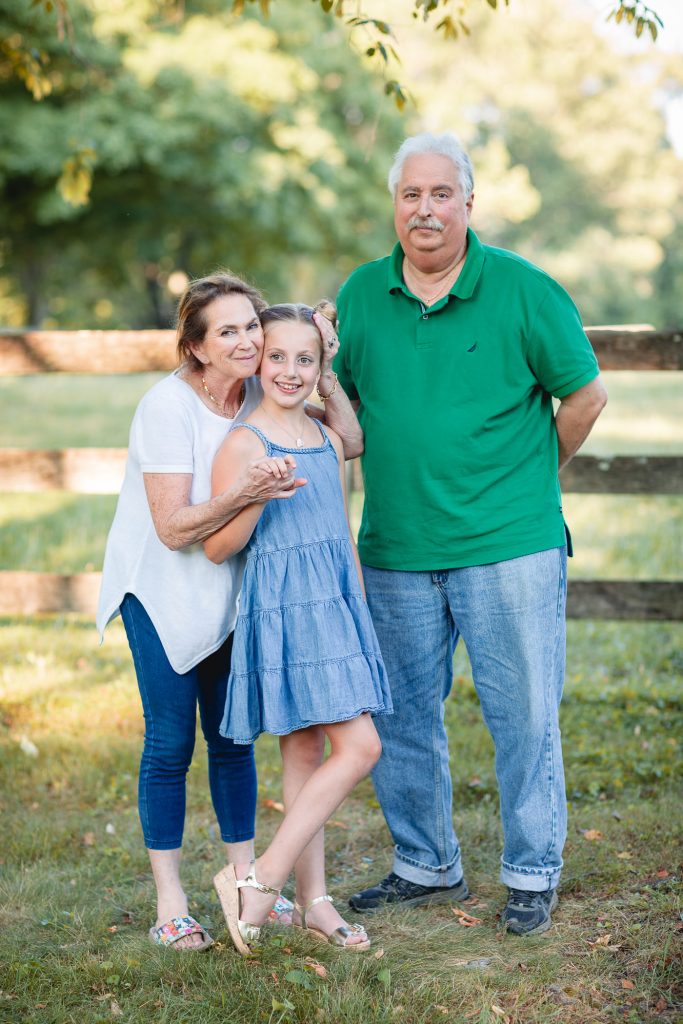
[312, 311, 339, 364]
[248, 456, 307, 499]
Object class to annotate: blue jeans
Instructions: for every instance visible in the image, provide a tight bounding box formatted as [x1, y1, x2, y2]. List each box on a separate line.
[120, 594, 257, 850]
[363, 547, 567, 892]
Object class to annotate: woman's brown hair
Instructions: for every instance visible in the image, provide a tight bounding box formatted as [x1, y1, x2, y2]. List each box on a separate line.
[176, 272, 267, 371]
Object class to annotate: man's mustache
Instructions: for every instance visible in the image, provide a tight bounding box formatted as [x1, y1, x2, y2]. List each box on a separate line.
[407, 215, 445, 232]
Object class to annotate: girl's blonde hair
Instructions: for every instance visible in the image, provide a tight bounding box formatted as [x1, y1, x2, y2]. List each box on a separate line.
[260, 300, 337, 355]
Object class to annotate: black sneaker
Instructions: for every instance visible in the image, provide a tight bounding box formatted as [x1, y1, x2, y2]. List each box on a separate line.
[500, 887, 559, 935]
[348, 872, 469, 913]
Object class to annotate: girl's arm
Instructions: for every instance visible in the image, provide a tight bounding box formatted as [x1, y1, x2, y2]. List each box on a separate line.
[203, 431, 298, 564]
[328, 428, 366, 598]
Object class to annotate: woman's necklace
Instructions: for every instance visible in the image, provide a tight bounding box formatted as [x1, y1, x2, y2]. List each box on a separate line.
[260, 408, 308, 448]
[201, 375, 245, 418]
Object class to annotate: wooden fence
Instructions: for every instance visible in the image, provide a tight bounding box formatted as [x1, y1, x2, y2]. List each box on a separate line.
[0, 326, 681, 620]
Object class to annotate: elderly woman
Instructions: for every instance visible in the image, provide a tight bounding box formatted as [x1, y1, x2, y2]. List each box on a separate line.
[97, 272, 361, 950]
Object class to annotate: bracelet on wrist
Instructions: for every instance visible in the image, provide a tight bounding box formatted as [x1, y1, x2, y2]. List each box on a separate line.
[316, 370, 338, 401]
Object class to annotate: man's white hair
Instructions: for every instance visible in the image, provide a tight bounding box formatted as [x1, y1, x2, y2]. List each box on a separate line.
[387, 132, 474, 200]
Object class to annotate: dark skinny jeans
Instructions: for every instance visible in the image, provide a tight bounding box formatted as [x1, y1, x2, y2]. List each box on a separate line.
[120, 593, 256, 850]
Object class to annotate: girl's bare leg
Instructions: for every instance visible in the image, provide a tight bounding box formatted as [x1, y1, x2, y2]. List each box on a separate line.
[278, 728, 367, 944]
[237, 714, 381, 926]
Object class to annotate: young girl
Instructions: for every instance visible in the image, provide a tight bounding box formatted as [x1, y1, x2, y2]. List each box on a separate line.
[204, 301, 392, 955]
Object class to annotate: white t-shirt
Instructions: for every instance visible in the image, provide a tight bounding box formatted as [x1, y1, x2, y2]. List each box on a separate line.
[96, 371, 262, 673]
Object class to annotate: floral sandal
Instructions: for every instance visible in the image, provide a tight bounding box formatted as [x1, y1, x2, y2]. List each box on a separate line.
[294, 894, 371, 952]
[213, 862, 281, 957]
[148, 915, 213, 951]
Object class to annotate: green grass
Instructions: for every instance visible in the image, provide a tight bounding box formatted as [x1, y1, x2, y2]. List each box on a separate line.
[0, 371, 680, 452]
[1, 616, 681, 1024]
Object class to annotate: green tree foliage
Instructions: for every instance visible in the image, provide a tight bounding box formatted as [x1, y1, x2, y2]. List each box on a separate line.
[391, 0, 682, 327]
[0, 0, 680, 329]
[0, 0, 404, 326]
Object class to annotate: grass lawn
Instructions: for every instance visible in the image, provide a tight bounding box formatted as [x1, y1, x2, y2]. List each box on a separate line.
[0, 368, 681, 1022]
[1, 616, 681, 1024]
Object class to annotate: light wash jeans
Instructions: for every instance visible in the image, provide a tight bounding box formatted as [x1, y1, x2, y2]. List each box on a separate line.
[363, 547, 567, 892]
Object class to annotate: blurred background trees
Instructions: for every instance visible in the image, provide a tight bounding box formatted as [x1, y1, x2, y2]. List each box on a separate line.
[1, 0, 681, 328]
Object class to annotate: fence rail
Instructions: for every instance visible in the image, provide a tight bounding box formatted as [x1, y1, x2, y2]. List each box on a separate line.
[1, 327, 681, 375]
[1, 327, 681, 620]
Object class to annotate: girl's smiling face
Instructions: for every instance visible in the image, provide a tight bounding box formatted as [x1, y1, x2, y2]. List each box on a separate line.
[260, 321, 322, 406]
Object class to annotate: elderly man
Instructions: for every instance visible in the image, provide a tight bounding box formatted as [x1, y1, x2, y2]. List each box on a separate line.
[336, 132, 607, 935]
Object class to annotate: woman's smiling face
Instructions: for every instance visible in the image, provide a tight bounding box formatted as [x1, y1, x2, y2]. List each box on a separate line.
[191, 293, 264, 379]
[260, 320, 322, 407]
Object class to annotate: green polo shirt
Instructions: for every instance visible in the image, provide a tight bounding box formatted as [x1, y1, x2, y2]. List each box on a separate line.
[335, 228, 600, 570]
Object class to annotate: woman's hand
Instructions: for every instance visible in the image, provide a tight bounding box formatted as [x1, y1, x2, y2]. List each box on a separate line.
[313, 311, 339, 380]
[242, 455, 307, 500]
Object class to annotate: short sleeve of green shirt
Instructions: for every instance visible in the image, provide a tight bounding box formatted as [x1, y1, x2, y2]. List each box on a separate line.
[525, 277, 599, 398]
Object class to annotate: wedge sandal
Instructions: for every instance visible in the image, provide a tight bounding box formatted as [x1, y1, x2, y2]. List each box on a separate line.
[214, 862, 281, 956]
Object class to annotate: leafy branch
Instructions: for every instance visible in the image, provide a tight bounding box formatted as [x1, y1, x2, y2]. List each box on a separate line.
[607, 1, 663, 41]
[232, 0, 664, 110]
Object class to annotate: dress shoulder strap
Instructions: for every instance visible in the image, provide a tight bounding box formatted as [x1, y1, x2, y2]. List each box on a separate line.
[230, 422, 272, 456]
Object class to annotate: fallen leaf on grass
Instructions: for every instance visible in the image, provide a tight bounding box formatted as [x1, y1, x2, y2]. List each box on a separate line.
[19, 735, 39, 757]
[82, 832, 95, 847]
[588, 934, 622, 950]
[451, 907, 482, 927]
[616, 851, 632, 859]
[262, 799, 285, 813]
[449, 957, 492, 969]
[270, 972, 279, 985]
[621, 979, 636, 990]
[110, 1000, 122, 1017]
[656, 869, 670, 879]
[491, 1005, 511, 1023]
[285, 969, 313, 990]
[655, 997, 668, 1012]
[107, 925, 118, 933]
[327, 820, 348, 829]
[434, 1007, 449, 1016]
[35, 1005, 47, 1010]
[373, 947, 385, 959]
[303, 958, 328, 979]
[580, 829, 603, 841]
[467, 776, 482, 787]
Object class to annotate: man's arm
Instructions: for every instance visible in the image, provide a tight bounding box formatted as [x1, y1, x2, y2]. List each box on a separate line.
[555, 376, 608, 471]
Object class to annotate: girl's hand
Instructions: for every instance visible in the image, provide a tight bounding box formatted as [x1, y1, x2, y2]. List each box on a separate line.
[242, 454, 307, 501]
[313, 311, 339, 375]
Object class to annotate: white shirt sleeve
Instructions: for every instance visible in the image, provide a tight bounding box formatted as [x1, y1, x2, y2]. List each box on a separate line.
[133, 388, 195, 474]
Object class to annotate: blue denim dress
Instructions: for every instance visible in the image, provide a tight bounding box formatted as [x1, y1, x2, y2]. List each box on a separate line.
[220, 422, 392, 744]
